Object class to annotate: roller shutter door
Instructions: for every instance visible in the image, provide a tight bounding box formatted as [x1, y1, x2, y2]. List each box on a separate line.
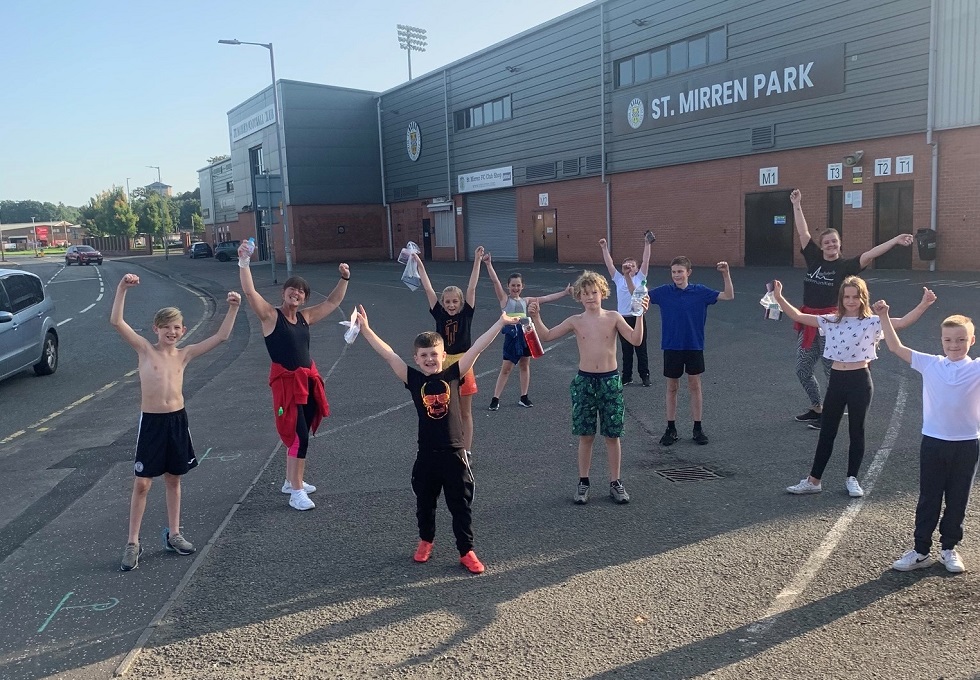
[464, 189, 517, 262]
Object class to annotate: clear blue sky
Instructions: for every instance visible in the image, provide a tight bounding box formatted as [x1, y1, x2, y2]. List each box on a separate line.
[2, 0, 593, 207]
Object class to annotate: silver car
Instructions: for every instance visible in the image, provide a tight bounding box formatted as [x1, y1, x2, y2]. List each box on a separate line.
[0, 269, 59, 382]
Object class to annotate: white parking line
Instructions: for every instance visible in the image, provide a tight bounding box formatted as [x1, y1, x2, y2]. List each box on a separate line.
[79, 303, 96, 314]
[57, 318, 73, 326]
[745, 374, 909, 638]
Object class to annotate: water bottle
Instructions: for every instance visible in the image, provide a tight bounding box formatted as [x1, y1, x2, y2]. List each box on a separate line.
[520, 317, 544, 359]
[631, 279, 647, 317]
[239, 237, 255, 268]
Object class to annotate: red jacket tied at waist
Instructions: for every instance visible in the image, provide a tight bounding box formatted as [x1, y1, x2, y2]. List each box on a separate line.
[268, 361, 330, 448]
[795, 305, 837, 349]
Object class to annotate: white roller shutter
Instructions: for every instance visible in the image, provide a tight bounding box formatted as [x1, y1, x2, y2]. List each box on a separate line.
[464, 189, 517, 262]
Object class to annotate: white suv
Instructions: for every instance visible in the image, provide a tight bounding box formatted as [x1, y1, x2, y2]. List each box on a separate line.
[0, 269, 59, 382]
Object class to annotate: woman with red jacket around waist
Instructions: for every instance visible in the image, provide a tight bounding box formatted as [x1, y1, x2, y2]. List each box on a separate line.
[238, 242, 350, 511]
[790, 188, 914, 430]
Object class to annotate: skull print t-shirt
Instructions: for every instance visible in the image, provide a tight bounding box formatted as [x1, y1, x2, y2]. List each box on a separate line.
[407, 363, 463, 450]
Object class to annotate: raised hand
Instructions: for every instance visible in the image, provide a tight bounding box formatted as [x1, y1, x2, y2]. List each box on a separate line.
[120, 273, 140, 288]
[894, 234, 914, 247]
[339, 263, 350, 279]
[716, 261, 729, 274]
[599, 238, 607, 249]
[921, 287, 937, 305]
[773, 279, 783, 295]
[474, 245, 485, 260]
[790, 189, 801, 206]
[872, 300, 890, 316]
[227, 291, 242, 306]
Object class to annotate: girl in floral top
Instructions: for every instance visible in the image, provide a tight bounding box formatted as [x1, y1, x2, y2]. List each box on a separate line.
[773, 276, 936, 498]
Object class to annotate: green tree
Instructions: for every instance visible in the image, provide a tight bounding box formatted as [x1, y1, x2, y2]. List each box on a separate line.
[80, 188, 137, 236]
[191, 213, 204, 231]
[136, 193, 173, 244]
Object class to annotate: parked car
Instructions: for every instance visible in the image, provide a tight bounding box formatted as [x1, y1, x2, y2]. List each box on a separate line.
[65, 245, 103, 266]
[213, 240, 242, 262]
[0, 269, 58, 383]
[188, 242, 213, 259]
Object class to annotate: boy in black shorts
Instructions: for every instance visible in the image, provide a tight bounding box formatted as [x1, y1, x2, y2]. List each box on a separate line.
[649, 257, 734, 446]
[355, 304, 519, 574]
[110, 273, 241, 571]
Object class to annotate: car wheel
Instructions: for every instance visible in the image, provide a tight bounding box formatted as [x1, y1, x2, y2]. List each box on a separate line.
[34, 332, 58, 376]
[97, 259, 103, 265]
[65, 258, 71, 266]
[216, 252, 229, 262]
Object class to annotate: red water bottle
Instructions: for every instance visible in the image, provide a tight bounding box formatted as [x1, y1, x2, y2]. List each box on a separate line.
[521, 318, 544, 358]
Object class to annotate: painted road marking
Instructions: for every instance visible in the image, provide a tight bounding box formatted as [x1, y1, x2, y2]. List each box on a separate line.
[57, 318, 72, 326]
[0, 381, 121, 445]
[198, 447, 241, 463]
[79, 303, 96, 313]
[744, 374, 908, 641]
[38, 592, 120, 633]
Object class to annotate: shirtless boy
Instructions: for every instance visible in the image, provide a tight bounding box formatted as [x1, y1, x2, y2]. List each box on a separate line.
[528, 270, 647, 505]
[111, 273, 241, 571]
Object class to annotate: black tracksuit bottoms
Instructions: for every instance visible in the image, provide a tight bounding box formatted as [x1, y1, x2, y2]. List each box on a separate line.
[913, 436, 980, 554]
[412, 448, 475, 555]
[810, 368, 873, 480]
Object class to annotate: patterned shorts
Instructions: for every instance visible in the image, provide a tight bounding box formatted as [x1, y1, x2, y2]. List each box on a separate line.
[570, 370, 624, 438]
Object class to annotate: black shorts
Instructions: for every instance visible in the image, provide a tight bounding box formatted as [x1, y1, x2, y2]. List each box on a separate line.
[663, 350, 705, 379]
[134, 409, 198, 478]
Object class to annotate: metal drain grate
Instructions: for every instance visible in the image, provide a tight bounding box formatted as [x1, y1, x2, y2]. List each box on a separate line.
[655, 465, 722, 482]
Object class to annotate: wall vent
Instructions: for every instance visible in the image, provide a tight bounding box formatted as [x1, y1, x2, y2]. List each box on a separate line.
[525, 162, 557, 182]
[560, 158, 580, 176]
[584, 154, 603, 174]
[393, 185, 419, 201]
[751, 125, 774, 149]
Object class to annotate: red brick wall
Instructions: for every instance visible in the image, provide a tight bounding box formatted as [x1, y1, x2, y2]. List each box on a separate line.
[935, 127, 980, 271]
[287, 204, 386, 263]
[461, 130, 980, 271]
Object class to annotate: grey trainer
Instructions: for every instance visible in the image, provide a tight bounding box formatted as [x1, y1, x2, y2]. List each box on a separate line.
[574, 482, 590, 505]
[165, 531, 196, 555]
[609, 480, 630, 504]
[120, 542, 143, 571]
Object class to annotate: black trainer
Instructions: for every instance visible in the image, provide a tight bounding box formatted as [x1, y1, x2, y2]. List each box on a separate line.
[659, 428, 679, 446]
[807, 416, 822, 430]
[693, 429, 709, 445]
[641, 376, 651, 387]
[795, 409, 821, 422]
[622, 377, 634, 386]
[488, 397, 500, 411]
[519, 395, 533, 408]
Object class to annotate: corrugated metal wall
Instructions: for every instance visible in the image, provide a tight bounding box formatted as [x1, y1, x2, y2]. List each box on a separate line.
[380, 0, 936, 192]
[934, 0, 980, 129]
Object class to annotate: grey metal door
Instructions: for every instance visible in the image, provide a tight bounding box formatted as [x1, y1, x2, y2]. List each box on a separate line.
[464, 189, 518, 261]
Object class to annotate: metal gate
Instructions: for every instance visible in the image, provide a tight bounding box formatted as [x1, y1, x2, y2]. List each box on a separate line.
[464, 189, 517, 261]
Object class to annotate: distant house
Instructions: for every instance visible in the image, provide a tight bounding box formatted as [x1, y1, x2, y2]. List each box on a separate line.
[145, 182, 173, 198]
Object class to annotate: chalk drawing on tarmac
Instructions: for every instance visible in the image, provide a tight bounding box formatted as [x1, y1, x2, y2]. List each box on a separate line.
[38, 592, 119, 633]
[198, 446, 241, 463]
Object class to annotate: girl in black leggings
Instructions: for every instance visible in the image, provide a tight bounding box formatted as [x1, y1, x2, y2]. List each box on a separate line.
[773, 277, 936, 497]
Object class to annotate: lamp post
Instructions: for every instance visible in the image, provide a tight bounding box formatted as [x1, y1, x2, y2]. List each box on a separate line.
[396, 25, 427, 80]
[0, 215, 5, 262]
[126, 177, 131, 202]
[31, 216, 39, 257]
[218, 38, 294, 277]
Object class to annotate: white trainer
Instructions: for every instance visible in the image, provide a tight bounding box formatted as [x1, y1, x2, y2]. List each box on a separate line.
[939, 548, 966, 574]
[281, 480, 317, 494]
[892, 549, 934, 571]
[845, 476, 865, 497]
[786, 478, 822, 494]
[289, 489, 315, 511]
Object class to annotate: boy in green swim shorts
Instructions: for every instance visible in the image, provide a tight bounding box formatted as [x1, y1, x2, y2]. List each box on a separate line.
[528, 270, 647, 505]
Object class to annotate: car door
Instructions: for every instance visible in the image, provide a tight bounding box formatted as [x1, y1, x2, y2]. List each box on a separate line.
[3, 274, 44, 373]
[0, 278, 16, 377]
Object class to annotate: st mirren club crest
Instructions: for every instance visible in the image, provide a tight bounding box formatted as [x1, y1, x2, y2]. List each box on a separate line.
[627, 98, 644, 130]
[406, 121, 421, 161]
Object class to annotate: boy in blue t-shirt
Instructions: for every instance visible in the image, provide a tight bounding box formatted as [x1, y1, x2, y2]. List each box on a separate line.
[648, 256, 734, 446]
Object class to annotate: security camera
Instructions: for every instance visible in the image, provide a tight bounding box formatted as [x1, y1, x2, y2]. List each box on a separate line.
[843, 150, 864, 167]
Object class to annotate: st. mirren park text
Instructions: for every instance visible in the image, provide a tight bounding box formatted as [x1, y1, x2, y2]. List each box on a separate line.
[651, 62, 816, 119]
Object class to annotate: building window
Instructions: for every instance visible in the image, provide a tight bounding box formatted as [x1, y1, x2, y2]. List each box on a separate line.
[454, 94, 512, 131]
[615, 27, 726, 87]
[226, 181, 234, 193]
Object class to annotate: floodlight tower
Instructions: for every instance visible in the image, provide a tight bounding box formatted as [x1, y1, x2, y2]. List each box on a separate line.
[397, 24, 427, 80]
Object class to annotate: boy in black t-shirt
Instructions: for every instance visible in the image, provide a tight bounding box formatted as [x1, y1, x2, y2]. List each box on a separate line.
[356, 304, 519, 574]
[414, 247, 484, 454]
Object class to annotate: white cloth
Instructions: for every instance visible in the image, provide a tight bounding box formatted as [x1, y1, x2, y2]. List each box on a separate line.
[911, 351, 980, 441]
[817, 314, 882, 362]
[612, 271, 645, 316]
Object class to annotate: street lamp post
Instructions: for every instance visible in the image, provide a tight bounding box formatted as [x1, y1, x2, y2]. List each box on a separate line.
[0, 215, 5, 262]
[126, 177, 131, 202]
[218, 38, 294, 277]
[31, 216, 39, 257]
[397, 25, 427, 80]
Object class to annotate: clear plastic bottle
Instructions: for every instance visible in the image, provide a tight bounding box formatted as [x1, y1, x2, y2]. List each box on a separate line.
[631, 278, 647, 317]
[239, 237, 255, 268]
